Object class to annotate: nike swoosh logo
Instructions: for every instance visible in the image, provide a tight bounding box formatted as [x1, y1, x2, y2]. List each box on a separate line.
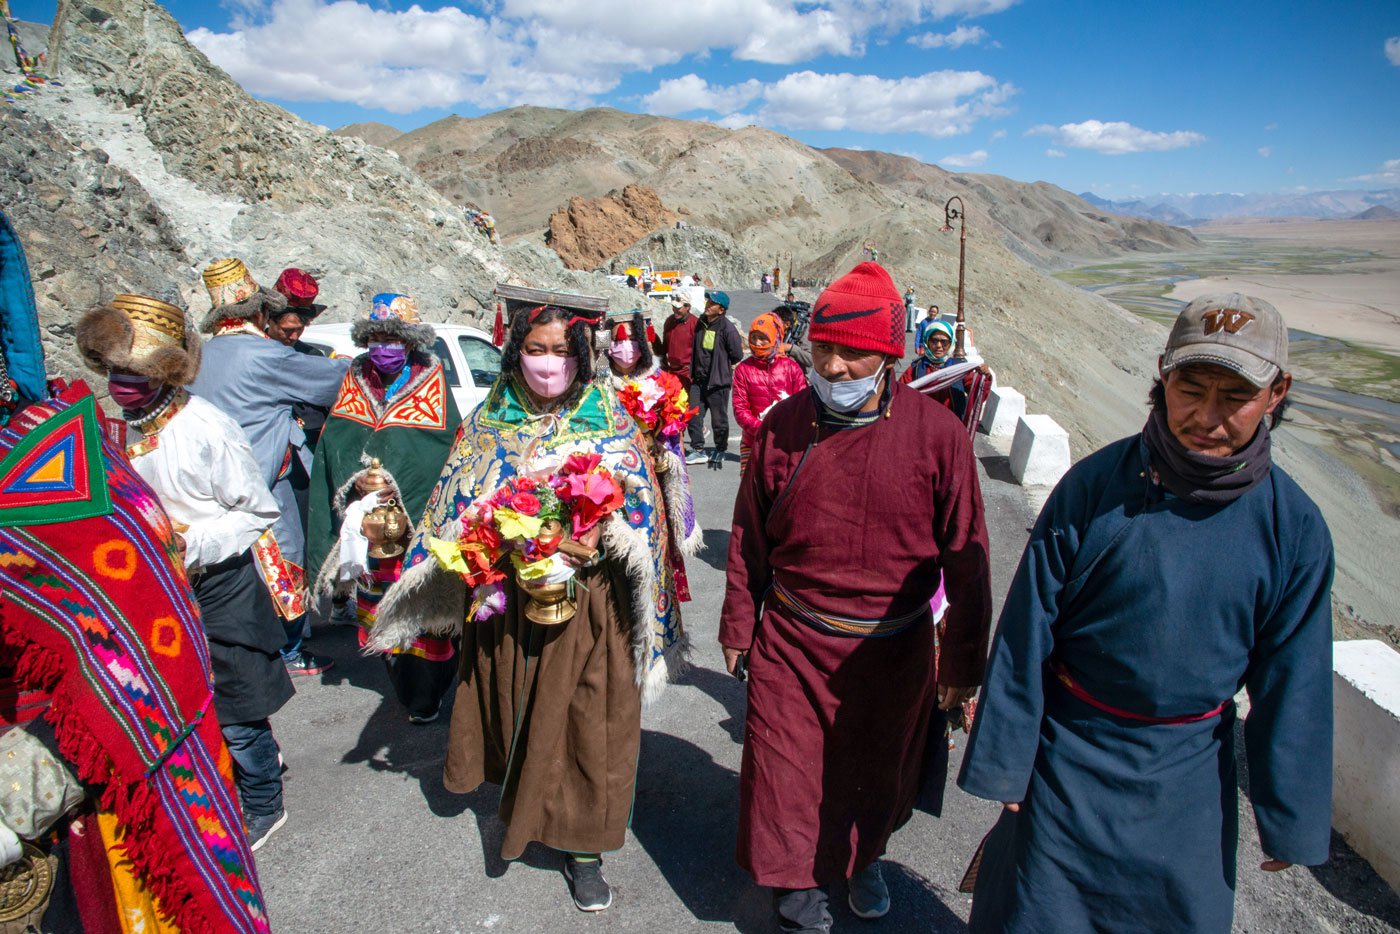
[812, 302, 884, 324]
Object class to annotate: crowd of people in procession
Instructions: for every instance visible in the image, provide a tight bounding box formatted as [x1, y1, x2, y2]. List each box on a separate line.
[0, 222, 1335, 933]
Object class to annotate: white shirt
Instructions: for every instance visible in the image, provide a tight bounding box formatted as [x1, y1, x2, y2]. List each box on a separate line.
[128, 394, 280, 570]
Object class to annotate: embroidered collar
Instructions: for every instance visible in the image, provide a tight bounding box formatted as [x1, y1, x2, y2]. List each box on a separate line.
[479, 376, 613, 445]
[348, 353, 438, 419]
[125, 389, 189, 458]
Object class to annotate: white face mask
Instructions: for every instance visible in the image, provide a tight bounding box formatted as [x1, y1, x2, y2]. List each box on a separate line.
[809, 365, 887, 413]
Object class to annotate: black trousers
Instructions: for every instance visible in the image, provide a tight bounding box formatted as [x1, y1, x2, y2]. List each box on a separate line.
[688, 384, 732, 452]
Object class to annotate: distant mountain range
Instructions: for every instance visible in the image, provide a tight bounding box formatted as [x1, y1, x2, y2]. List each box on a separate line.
[1078, 189, 1400, 225]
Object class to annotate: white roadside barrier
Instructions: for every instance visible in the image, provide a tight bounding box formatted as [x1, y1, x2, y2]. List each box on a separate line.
[1332, 639, 1400, 890]
[979, 385, 1025, 439]
[1009, 414, 1071, 487]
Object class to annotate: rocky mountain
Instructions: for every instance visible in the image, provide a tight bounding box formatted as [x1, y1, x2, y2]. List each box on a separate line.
[1353, 205, 1399, 221]
[352, 107, 1195, 276]
[1082, 188, 1400, 224]
[821, 148, 1198, 267]
[8, 0, 640, 371]
[546, 185, 675, 271]
[332, 122, 404, 149]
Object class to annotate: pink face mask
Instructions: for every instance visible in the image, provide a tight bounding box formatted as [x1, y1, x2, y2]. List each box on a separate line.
[607, 340, 640, 369]
[519, 353, 578, 399]
[108, 373, 162, 410]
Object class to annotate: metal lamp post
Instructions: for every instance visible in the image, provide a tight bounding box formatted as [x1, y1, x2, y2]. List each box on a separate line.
[940, 195, 968, 359]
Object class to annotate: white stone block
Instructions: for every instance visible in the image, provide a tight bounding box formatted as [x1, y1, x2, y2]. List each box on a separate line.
[1009, 414, 1070, 487]
[1332, 639, 1400, 890]
[980, 386, 1025, 438]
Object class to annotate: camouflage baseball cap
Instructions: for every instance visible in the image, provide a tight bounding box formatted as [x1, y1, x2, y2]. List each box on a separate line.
[1161, 293, 1287, 388]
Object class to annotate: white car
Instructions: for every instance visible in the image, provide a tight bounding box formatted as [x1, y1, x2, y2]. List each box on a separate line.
[301, 321, 502, 416]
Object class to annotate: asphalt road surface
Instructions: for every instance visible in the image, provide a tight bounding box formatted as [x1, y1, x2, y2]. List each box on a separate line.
[256, 291, 1400, 932]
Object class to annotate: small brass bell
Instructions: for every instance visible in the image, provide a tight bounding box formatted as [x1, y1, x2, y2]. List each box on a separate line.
[357, 458, 411, 559]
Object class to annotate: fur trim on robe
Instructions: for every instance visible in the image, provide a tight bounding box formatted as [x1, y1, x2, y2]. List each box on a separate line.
[366, 376, 688, 705]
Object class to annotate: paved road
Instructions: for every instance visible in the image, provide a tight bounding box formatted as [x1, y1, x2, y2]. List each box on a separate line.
[257, 292, 1400, 932]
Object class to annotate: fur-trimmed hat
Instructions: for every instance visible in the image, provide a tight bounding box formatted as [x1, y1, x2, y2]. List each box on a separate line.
[350, 293, 436, 351]
[76, 293, 203, 386]
[199, 258, 288, 333]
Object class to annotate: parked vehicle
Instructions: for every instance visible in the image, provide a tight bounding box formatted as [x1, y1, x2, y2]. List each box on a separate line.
[301, 321, 502, 416]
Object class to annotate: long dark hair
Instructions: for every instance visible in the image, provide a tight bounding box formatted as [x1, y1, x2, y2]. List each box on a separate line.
[1149, 376, 1291, 430]
[610, 312, 654, 371]
[501, 305, 595, 384]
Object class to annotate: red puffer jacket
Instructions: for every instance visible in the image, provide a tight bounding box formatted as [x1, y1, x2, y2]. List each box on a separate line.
[732, 354, 808, 445]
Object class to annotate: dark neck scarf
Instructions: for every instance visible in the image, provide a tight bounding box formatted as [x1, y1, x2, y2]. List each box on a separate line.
[1142, 405, 1272, 505]
[814, 375, 893, 431]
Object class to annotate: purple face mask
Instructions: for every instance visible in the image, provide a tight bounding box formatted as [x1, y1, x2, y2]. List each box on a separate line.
[368, 342, 408, 374]
[108, 373, 161, 411]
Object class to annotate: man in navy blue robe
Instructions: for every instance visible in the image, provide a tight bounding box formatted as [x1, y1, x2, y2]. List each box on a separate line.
[958, 293, 1334, 933]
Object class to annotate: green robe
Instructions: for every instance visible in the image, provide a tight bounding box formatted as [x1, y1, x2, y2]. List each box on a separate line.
[307, 353, 462, 591]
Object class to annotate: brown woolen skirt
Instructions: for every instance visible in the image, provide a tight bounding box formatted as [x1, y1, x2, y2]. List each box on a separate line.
[444, 565, 642, 859]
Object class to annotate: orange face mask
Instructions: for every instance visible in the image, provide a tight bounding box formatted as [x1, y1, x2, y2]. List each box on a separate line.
[749, 313, 782, 359]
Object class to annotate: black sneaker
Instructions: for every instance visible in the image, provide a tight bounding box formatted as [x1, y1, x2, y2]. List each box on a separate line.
[246, 809, 287, 852]
[709, 450, 724, 470]
[564, 856, 613, 912]
[284, 650, 333, 676]
[408, 703, 441, 725]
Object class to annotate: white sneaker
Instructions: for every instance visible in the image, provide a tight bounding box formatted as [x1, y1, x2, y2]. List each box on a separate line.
[684, 449, 709, 465]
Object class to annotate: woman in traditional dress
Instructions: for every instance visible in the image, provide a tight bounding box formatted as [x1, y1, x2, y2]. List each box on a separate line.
[603, 311, 657, 390]
[370, 301, 685, 913]
[306, 293, 461, 723]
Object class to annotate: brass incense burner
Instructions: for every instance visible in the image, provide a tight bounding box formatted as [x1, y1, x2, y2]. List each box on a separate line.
[357, 458, 410, 559]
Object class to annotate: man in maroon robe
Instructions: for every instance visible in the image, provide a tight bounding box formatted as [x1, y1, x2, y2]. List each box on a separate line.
[720, 261, 993, 934]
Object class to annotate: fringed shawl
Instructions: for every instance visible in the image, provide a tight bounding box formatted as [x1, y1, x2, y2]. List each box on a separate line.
[369, 376, 687, 703]
[0, 388, 271, 934]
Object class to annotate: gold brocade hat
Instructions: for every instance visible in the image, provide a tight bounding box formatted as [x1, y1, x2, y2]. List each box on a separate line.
[199, 258, 288, 333]
[75, 293, 203, 386]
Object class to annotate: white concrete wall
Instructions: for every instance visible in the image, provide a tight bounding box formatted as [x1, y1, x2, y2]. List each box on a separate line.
[1332, 639, 1400, 891]
[980, 386, 1025, 438]
[1009, 414, 1071, 488]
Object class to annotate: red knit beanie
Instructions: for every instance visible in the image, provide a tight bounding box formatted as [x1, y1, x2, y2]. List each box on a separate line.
[808, 261, 905, 356]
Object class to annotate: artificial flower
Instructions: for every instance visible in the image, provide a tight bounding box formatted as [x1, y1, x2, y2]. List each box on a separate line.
[494, 507, 545, 541]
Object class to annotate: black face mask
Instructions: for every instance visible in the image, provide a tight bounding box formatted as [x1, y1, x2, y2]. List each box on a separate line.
[1141, 404, 1272, 505]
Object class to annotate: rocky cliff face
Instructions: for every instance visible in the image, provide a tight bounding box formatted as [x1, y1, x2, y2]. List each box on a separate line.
[546, 185, 676, 271]
[9, 0, 638, 381]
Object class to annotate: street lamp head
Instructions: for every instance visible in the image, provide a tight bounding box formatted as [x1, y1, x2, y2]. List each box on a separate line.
[939, 223, 954, 233]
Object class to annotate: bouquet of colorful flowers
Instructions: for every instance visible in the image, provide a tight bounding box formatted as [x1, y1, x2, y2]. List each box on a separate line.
[618, 371, 698, 441]
[428, 454, 626, 625]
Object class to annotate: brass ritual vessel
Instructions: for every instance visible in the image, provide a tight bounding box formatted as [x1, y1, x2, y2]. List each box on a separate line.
[649, 435, 670, 475]
[516, 518, 594, 626]
[357, 458, 411, 559]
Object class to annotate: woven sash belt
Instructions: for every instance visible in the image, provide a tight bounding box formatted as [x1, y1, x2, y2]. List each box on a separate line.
[770, 581, 928, 638]
[1050, 659, 1230, 725]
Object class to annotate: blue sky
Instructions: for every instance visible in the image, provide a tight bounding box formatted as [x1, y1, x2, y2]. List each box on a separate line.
[15, 0, 1400, 197]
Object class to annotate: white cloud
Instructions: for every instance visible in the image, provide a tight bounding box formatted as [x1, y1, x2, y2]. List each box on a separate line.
[1264, 121, 1278, 130]
[642, 76, 764, 115]
[1045, 148, 1065, 157]
[763, 71, 1013, 136]
[908, 25, 990, 49]
[940, 149, 987, 167]
[1027, 119, 1205, 155]
[1386, 36, 1400, 66]
[660, 70, 1014, 137]
[1258, 147, 1271, 158]
[1348, 158, 1400, 184]
[989, 128, 1007, 140]
[188, 0, 1023, 114]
